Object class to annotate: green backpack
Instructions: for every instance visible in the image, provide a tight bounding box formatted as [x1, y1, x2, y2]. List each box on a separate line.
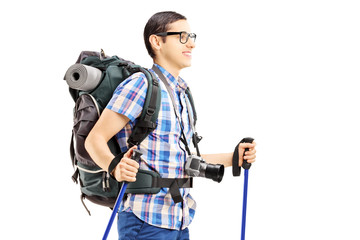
[66, 50, 199, 215]
[66, 50, 161, 215]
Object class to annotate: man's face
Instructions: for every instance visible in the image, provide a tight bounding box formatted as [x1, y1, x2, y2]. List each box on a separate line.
[159, 19, 196, 71]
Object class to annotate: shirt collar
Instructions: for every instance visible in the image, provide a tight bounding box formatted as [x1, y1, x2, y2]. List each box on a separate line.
[153, 64, 188, 92]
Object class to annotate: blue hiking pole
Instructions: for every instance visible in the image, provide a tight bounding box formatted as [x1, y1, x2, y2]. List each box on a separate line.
[241, 157, 251, 240]
[232, 137, 254, 240]
[102, 149, 142, 240]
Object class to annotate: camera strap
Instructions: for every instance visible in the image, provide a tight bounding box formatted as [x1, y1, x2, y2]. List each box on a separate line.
[184, 95, 202, 156]
[151, 65, 200, 156]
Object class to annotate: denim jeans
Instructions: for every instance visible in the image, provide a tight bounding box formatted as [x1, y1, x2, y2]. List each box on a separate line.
[117, 211, 190, 240]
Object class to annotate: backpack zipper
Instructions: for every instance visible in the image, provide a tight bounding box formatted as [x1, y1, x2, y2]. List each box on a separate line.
[76, 164, 105, 174]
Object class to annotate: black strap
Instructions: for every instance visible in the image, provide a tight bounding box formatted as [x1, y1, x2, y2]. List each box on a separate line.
[80, 194, 91, 216]
[185, 88, 197, 125]
[108, 152, 125, 175]
[127, 69, 160, 147]
[153, 177, 193, 204]
[232, 137, 254, 176]
[72, 168, 79, 184]
[135, 120, 157, 128]
[184, 94, 201, 156]
[152, 177, 193, 188]
[170, 181, 182, 203]
[142, 70, 159, 123]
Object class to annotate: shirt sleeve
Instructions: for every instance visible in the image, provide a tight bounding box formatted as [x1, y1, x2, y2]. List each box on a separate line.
[106, 72, 148, 122]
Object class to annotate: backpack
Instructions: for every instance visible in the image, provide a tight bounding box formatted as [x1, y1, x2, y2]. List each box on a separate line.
[66, 50, 161, 215]
[65, 50, 200, 215]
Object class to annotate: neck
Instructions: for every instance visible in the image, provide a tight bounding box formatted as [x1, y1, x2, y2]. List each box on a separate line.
[154, 59, 180, 79]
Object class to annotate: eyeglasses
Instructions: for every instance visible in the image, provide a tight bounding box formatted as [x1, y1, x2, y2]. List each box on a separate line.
[155, 31, 196, 44]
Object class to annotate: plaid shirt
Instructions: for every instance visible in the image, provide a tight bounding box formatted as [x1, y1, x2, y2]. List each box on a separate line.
[106, 64, 196, 230]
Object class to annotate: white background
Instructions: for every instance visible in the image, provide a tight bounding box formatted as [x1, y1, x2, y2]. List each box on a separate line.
[1, 0, 359, 239]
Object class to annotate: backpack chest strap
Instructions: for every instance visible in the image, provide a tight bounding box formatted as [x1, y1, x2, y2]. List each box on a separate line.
[153, 177, 193, 204]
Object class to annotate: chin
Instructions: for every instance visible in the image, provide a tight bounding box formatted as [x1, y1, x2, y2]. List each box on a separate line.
[175, 58, 192, 71]
[182, 61, 192, 69]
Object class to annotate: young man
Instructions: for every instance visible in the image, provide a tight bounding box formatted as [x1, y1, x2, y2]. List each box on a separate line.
[85, 11, 256, 240]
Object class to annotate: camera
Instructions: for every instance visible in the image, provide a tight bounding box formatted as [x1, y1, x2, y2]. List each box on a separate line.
[185, 155, 224, 183]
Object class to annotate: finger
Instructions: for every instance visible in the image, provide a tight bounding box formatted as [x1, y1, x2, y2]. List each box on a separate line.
[246, 158, 256, 164]
[239, 143, 256, 149]
[121, 158, 140, 170]
[124, 162, 139, 173]
[245, 149, 256, 155]
[238, 158, 244, 167]
[238, 144, 255, 159]
[116, 163, 138, 182]
[121, 168, 138, 178]
[120, 171, 137, 182]
[244, 154, 256, 161]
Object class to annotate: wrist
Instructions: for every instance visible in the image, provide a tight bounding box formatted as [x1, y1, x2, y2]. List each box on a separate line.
[108, 153, 125, 176]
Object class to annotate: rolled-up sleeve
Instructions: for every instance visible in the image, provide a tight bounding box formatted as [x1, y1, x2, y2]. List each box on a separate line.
[106, 72, 148, 122]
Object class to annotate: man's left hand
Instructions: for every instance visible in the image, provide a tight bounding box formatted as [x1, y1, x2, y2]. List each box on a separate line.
[238, 142, 257, 167]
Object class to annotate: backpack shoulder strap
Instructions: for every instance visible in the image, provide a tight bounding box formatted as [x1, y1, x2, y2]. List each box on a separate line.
[127, 68, 161, 147]
[185, 87, 197, 125]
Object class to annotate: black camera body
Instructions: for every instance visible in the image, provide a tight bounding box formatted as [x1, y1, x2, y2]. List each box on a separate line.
[185, 155, 224, 183]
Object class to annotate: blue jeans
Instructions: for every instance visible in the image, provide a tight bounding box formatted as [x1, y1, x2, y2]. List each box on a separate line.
[117, 211, 190, 240]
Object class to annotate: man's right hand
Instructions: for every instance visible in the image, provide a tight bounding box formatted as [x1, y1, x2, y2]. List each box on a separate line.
[112, 146, 140, 182]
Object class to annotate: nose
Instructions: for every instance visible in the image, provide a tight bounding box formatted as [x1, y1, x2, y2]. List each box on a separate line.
[186, 38, 196, 49]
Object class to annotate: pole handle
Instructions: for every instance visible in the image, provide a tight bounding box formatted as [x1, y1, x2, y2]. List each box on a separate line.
[131, 149, 142, 164]
[102, 149, 142, 240]
[232, 137, 254, 176]
[241, 138, 254, 170]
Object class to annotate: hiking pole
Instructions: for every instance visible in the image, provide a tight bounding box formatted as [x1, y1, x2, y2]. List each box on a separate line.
[102, 149, 142, 240]
[240, 137, 254, 240]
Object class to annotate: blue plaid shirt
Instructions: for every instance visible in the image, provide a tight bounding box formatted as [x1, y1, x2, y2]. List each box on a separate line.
[106, 64, 196, 230]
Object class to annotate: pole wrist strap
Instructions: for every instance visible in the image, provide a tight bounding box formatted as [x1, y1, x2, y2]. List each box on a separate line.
[108, 152, 125, 176]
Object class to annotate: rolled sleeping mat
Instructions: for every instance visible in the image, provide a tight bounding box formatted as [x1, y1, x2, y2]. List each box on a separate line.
[64, 64, 102, 91]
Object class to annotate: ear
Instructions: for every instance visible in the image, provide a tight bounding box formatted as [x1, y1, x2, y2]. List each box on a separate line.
[149, 35, 162, 52]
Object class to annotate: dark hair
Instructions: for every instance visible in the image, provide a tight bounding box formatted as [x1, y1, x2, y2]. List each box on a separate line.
[144, 11, 187, 58]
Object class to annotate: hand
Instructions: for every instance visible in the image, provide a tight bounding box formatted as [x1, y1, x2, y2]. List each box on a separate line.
[112, 146, 139, 182]
[238, 142, 257, 167]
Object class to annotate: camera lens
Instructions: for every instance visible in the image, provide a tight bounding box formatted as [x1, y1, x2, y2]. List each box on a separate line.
[205, 164, 224, 183]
